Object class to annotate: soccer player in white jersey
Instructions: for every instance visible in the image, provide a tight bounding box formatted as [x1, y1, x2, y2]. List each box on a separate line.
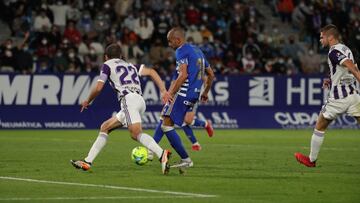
[295, 24, 360, 167]
[71, 44, 172, 174]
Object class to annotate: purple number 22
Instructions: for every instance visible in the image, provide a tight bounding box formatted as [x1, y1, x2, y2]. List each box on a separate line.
[116, 65, 140, 85]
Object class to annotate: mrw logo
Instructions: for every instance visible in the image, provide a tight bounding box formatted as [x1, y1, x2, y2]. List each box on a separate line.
[249, 77, 274, 106]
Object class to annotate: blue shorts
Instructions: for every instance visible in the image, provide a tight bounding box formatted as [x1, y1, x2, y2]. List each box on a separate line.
[162, 95, 197, 126]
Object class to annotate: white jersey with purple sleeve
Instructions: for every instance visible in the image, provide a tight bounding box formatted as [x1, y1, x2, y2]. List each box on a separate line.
[97, 58, 144, 100]
[327, 43, 358, 99]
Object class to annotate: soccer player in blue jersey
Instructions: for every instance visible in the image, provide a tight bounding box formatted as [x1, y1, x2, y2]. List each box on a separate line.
[153, 72, 214, 151]
[158, 27, 214, 169]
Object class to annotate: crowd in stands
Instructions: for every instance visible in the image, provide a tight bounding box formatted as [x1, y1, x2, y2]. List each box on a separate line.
[0, 0, 359, 77]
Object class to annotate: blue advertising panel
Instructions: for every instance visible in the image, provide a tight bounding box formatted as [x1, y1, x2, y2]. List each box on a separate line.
[0, 74, 359, 129]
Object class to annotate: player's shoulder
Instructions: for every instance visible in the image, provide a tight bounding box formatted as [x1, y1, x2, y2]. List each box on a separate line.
[330, 43, 350, 54]
[104, 58, 128, 68]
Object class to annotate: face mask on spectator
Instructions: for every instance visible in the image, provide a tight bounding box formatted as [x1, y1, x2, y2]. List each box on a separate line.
[104, 3, 110, 9]
[23, 46, 29, 51]
[5, 50, 12, 57]
[159, 15, 165, 20]
[42, 39, 48, 45]
[278, 58, 285, 64]
[200, 25, 206, 31]
[202, 15, 208, 21]
[6, 44, 12, 49]
[69, 52, 75, 58]
[189, 5, 194, 10]
[190, 25, 197, 31]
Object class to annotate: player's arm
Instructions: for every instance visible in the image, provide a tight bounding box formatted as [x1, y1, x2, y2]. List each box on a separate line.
[168, 64, 188, 97]
[81, 81, 105, 112]
[342, 59, 360, 83]
[139, 65, 172, 103]
[81, 64, 109, 112]
[201, 67, 215, 102]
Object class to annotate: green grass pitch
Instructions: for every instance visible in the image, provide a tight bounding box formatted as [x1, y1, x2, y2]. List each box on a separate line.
[0, 129, 359, 203]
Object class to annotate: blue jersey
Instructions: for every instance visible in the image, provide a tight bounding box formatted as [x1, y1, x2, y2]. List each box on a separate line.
[173, 43, 210, 100]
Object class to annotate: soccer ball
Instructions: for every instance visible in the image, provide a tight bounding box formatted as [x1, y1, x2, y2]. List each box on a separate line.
[131, 146, 148, 165]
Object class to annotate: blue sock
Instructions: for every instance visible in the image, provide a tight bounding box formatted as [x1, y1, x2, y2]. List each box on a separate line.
[153, 120, 164, 143]
[164, 129, 189, 159]
[182, 125, 197, 144]
[193, 118, 206, 127]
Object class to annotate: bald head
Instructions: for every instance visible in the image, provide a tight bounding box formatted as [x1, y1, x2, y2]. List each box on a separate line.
[167, 27, 185, 49]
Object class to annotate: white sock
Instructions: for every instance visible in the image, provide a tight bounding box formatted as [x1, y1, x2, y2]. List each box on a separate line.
[137, 133, 163, 158]
[84, 132, 108, 163]
[309, 129, 325, 162]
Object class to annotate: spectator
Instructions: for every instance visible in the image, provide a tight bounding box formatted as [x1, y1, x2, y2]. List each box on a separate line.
[277, 0, 294, 23]
[280, 35, 304, 68]
[0, 39, 18, 72]
[299, 49, 323, 74]
[121, 39, 144, 64]
[149, 38, 166, 64]
[53, 49, 68, 73]
[16, 43, 33, 74]
[199, 25, 214, 42]
[200, 37, 215, 60]
[186, 4, 201, 25]
[63, 20, 82, 45]
[242, 53, 256, 74]
[123, 12, 136, 32]
[77, 11, 95, 34]
[115, 0, 134, 18]
[65, 48, 82, 72]
[186, 25, 203, 44]
[134, 11, 154, 51]
[49, 0, 70, 30]
[242, 37, 261, 60]
[35, 36, 56, 60]
[33, 9, 52, 32]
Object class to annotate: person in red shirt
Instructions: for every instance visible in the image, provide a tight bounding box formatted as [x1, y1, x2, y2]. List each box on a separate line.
[63, 20, 82, 45]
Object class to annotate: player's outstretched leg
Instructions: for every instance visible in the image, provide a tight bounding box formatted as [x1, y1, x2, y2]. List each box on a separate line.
[129, 123, 171, 174]
[71, 117, 121, 171]
[295, 113, 330, 167]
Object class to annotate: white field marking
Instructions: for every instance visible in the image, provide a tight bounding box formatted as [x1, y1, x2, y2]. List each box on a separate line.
[0, 176, 217, 198]
[0, 196, 196, 201]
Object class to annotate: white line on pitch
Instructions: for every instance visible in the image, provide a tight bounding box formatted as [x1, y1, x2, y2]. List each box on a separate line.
[0, 196, 196, 201]
[0, 176, 217, 198]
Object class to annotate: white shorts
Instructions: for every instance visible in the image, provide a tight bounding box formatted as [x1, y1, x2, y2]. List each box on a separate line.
[116, 93, 146, 126]
[321, 94, 360, 120]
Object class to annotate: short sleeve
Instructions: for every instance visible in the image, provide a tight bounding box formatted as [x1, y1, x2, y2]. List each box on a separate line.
[175, 48, 188, 66]
[98, 64, 110, 83]
[329, 49, 348, 66]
